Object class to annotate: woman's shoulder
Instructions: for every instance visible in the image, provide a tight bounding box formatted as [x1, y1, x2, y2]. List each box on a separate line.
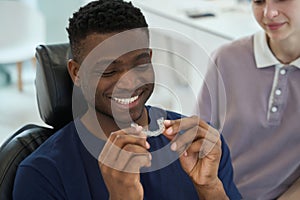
[213, 34, 254, 59]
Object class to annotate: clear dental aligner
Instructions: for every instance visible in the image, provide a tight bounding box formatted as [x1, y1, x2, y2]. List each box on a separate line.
[131, 117, 218, 158]
[131, 117, 165, 137]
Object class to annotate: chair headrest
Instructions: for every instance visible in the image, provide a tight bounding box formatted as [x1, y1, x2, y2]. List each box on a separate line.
[35, 43, 87, 130]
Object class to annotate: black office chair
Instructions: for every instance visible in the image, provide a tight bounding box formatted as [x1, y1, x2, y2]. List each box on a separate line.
[0, 43, 86, 200]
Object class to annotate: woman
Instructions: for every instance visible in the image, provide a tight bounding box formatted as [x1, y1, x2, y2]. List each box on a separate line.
[196, 0, 300, 199]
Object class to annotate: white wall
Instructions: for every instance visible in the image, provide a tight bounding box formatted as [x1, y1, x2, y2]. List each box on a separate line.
[37, 0, 84, 44]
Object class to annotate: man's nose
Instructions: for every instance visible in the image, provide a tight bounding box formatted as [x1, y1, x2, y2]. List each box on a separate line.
[116, 70, 141, 90]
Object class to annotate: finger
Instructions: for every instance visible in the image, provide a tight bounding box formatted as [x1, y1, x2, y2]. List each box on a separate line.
[123, 153, 152, 173]
[170, 126, 205, 153]
[99, 131, 150, 167]
[99, 133, 147, 165]
[185, 139, 204, 156]
[163, 116, 209, 137]
[184, 137, 220, 158]
[163, 119, 186, 140]
[198, 137, 221, 159]
[113, 144, 151, 171]
[108, 126, 144, 142]
[111, 133, 150, 150]
[197, 126, 220, 158]
[170, 125, 220, 156]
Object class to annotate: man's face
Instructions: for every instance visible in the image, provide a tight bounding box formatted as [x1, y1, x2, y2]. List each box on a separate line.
[78, 31, 154, 125]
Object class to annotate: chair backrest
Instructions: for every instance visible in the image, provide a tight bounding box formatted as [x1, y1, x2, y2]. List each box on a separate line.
[35, 43, 74, 129]
[35, 43, 87, 128]
[0, 125, 53, 200]
[0, 43, 86, 200]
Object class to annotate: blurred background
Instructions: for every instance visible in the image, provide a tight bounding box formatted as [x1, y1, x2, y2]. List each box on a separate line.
[0, 0, 87, 144]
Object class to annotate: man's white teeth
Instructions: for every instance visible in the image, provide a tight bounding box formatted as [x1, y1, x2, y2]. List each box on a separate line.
[112, 95, 139, 105]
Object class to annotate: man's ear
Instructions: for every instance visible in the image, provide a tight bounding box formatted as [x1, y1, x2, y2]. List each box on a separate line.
[67, 59, 80, 87]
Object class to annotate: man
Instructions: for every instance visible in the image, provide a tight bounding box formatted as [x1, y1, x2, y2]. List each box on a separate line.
[13, 0, 241, 199]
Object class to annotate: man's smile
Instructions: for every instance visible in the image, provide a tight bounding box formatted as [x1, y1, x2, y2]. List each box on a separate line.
[112, 95, 139, 105]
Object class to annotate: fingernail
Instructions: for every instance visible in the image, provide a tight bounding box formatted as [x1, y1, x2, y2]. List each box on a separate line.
[130, 122, 138, 128]
[136, 126, 143, 131]
[149, 153, 152, 160]
[145, 141, 150, 149]
[183, 151, 188, 157]
[164, 120, 171, 125]
[166, 127, 173, 135]
[171, 142, 177, 151]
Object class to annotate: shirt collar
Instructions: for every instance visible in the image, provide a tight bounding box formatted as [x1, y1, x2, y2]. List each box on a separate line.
[290, 57, 300, 69]
[254, 31, 300, 69]
[254, 31, 280, 68]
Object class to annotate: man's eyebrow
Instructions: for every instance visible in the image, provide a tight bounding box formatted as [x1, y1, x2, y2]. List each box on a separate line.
[135, 52, 151, 61]
[95, 58, 120, 67]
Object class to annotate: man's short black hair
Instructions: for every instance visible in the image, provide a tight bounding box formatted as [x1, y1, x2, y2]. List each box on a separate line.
[67, 0, 148, 62]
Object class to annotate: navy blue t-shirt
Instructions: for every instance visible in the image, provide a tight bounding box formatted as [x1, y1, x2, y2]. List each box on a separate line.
[13, 106, 241, 199]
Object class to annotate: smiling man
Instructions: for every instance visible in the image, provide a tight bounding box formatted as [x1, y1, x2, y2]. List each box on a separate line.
[13, 0, 241, 199]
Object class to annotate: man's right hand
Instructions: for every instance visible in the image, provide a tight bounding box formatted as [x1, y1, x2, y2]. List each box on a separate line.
[98, 126, 151, 200]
